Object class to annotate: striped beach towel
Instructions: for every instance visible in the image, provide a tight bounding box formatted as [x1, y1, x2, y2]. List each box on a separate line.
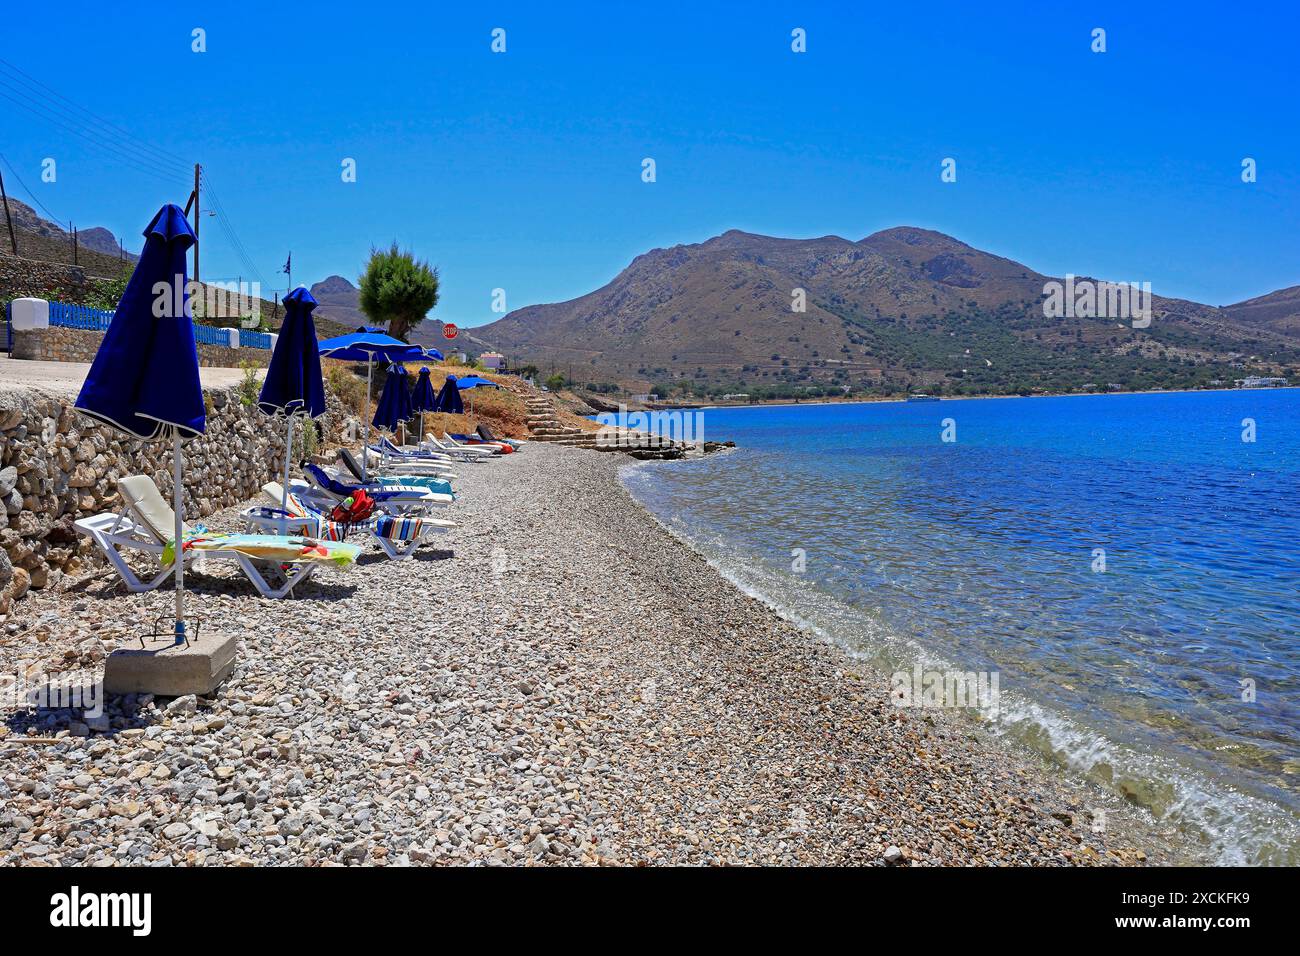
[249, 494, 430, 543]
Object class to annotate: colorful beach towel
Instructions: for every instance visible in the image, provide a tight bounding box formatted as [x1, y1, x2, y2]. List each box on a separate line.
[163, 530, 361, 568]
[247, 496, 433, 543]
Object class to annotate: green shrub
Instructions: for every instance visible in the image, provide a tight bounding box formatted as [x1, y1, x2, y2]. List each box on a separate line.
[235, 360, 261, 406]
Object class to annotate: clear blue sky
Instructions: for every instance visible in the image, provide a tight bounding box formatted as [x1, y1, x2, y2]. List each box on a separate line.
[1, 1, 1295, 326]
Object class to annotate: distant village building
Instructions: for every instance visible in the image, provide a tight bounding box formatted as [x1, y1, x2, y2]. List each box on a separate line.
[479, 352, 506, 371]
[722, 393, 750, 401]
[1235, 376, 1288, 388]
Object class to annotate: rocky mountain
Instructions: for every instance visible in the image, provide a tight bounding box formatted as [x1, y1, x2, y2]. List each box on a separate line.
[1223, 286, 1300, 337]
[3, 198, 136, 260]
[308, 274, 367, 329]
[473, 228, 1300, 396]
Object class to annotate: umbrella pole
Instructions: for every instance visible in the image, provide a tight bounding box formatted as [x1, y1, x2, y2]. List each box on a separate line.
[363, 360, 372, 481]
[173, 433, 185, 645]
[281, 415, 294, 531]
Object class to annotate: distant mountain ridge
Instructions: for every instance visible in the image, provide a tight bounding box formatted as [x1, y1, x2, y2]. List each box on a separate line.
[3, 197, 137, 260]
[473, 227, 1300, 396]
[309, 275, 368, 329]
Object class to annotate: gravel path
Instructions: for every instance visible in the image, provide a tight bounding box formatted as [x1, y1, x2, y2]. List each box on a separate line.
[0, 444, 1163, 865]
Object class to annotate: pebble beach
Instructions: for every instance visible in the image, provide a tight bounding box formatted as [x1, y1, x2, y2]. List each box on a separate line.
[0, 444, 1165, 866]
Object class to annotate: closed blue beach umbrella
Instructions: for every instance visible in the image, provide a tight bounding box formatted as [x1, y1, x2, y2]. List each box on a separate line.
[259, 286, 326, 518]
[74, 203, 203, 644]
[434, 373, 464, 416]
[410, 366, 439, 441]
[373, 363, 414, 433]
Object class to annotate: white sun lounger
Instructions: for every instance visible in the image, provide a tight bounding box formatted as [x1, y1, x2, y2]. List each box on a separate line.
[363, 446, 468, 478]
[422, 433, 496, 458]
[337, 448, 458, 485]
[304, 463, 453, 514]
[74, 476, 323, 599]
[245, 483, 455, 562]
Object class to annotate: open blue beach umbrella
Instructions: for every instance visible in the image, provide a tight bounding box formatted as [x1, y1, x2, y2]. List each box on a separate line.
[372, 363, 414, 433]
[317, 327, 432, 478]
[259, 286, 326, 518]
[75, 203, 202, 644]
[434, 373, 464, 416]
[453, 375, 501, 390]
[410, 366, 439, 441]
[452, 375, 501, 417]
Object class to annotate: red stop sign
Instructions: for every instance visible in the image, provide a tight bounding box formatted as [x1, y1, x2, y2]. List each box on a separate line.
[442, 322, 458, 340]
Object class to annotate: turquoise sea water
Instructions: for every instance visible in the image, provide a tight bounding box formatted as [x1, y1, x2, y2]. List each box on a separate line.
[619, 390, 1300, 864]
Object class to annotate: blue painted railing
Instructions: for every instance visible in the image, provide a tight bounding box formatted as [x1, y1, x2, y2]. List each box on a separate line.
[192, 323, 227, 347]
[49, 301, 115, 331]
[45, 300, 273, 349]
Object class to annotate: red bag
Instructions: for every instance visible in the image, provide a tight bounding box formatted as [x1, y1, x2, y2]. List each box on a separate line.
[330, 489, 375, 526]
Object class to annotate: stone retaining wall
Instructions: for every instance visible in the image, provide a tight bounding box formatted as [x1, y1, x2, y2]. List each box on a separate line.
[11, 326, 270, 369]
[0, 254, 102, 304]
[0, 384, 350, 617]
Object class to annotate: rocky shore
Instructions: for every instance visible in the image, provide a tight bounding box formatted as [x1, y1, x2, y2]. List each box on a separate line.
[0, 444, 1161, 865]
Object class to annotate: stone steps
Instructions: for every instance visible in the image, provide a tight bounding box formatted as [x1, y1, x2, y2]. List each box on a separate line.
[525, 394, 684, 454]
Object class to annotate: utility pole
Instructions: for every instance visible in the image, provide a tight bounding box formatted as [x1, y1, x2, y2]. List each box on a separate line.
[192, 163, 200, 287]
[72, 224, 78, 265]
[0, 168, 17, 255]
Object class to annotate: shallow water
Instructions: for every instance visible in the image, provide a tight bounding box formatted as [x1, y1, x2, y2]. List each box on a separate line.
[619, 390, 1300, 865]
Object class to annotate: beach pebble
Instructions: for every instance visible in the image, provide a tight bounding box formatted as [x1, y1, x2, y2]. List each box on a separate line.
[0, 443, 1159, 868]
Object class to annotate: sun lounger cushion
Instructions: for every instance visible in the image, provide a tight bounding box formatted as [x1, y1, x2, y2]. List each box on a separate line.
[119, 475, 194, 538]
[362, 474, 453, 496]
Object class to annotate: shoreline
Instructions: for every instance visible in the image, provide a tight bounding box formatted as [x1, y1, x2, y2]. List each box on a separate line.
[615, 456, 1197, 865]
[1, 445, 1167, 865]
[683, 384, 1300, 412]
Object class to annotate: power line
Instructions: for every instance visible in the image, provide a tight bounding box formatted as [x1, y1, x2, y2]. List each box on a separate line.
[202, 172, 264, 285]
[1, 60, 272, 296]
[201, 169, 269, 290]
[0, 151, 65, 225]
[0, 57, 192, 175]
[0, 83, 189, 186]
